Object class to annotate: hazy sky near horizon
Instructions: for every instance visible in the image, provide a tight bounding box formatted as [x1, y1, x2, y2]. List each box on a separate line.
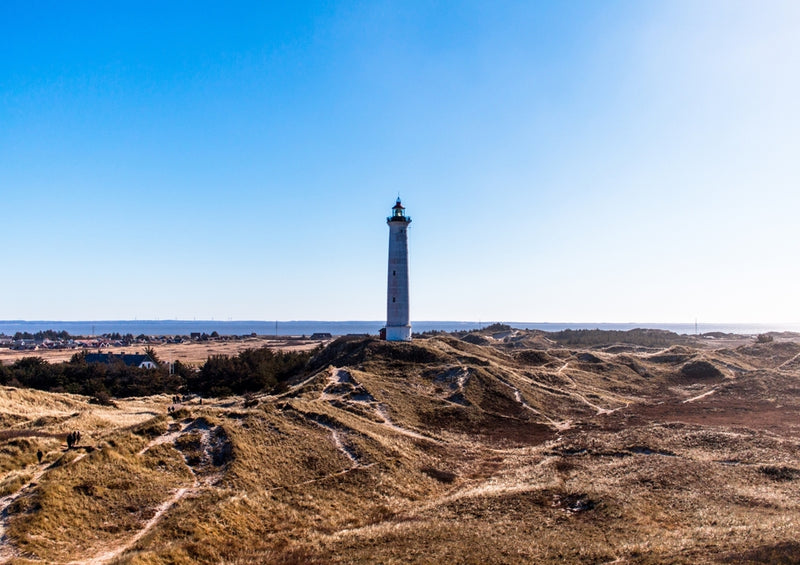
[2, 1, 799, 323]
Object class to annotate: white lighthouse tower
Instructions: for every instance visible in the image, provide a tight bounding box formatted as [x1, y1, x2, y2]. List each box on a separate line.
[386, 198, 412, 341]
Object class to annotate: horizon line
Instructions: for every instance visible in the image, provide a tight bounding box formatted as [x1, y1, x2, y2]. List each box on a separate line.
[2, 319, 799, 326]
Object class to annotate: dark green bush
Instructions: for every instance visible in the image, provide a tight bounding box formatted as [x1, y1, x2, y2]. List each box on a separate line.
[0, 346, 314, 399]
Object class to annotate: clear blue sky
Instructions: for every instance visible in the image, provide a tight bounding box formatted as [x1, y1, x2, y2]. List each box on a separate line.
[2, 1, 799, 323]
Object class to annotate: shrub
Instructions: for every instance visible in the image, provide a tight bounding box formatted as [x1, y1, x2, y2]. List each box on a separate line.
[3, 346, 314, 400]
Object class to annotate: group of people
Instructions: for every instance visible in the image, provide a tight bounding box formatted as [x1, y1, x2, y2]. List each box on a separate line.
[66, 430, 81, 449]
[167, 394, 202, 414]
[34, 429, 83, 465]
[168, 395, 182, 414]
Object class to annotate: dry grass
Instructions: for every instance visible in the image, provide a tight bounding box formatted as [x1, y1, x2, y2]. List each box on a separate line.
[2, 333, 800, 563]
[0, 471, 32, 497]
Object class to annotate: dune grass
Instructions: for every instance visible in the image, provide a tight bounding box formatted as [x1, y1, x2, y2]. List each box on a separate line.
[2, 333, 800, 563]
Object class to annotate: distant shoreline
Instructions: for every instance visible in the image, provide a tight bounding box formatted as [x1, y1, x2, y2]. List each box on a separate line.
[1, 320, 799, 337]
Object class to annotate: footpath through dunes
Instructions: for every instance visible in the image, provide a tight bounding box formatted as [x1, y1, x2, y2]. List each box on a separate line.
[1, 331, 800, 563]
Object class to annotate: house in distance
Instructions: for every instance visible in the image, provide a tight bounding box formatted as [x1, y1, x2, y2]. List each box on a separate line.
[84, 352, 159, 369]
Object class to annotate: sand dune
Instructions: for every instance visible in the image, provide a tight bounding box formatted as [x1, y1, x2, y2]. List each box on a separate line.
[1, 330, 799, 563]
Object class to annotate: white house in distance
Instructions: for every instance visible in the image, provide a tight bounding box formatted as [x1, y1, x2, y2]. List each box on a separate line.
[84, 352, 159, 369]
[385, 198, 412, 341]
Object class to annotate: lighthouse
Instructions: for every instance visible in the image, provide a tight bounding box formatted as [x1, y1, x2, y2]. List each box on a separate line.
[386, 198, 412, 341]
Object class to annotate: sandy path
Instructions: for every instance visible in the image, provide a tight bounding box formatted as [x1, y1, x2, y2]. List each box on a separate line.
[503, 364, 625, 417]
[318, 367, 353, 402]
[0, 466, 49, 562]
[683, 388, 718, 403]
[373, 405, 438, 442]
[265, 463, 375, 495]
[317, 367, 437, 443]
[13, 422, 223, 564]
[491, 370, 565, 429]
[309, 419, 361, 467]
[325, 453, 558, 542]
[0, 451, 89, 562]
[66, 485, 195, 565]
[137, 421, 192, 455]
[66, 420, 226, 564]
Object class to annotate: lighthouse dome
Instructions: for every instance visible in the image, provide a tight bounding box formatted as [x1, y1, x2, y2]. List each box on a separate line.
[388, 198, 411, 223]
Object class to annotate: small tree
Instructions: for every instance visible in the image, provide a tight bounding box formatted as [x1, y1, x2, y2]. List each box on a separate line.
[144, 346, 161, 364]
[70, 350, 88, 364]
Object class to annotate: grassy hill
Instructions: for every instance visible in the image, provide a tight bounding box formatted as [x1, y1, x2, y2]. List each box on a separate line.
[2, 331, 800, 563]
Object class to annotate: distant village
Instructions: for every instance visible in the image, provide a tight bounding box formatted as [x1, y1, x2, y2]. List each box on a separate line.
[0, 330, 230, 352]
[0, 330, 332, 352]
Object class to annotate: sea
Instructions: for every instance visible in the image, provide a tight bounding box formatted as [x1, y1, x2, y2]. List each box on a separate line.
[1, 320, 798, 338]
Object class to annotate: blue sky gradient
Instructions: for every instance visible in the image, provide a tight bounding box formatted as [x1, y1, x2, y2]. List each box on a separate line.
[2, 1, 799, 323]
